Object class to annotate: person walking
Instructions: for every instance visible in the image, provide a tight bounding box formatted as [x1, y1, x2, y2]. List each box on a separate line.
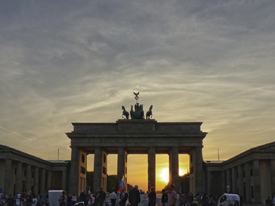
[167, 184, 177, 206]
[148, 187, 156, 206]
[266, 197, 272, 206]
[161, 189, 168, 206]
[26, 192, 32, 206]
[119, 189, 128, 206]
[129, 185, 140, 206]
[97, 188, 106, 206]
[37, 194, 43, 206]
[72, 194, 77, 206]
[7, 195, 14, 206]
[110, 189, 117, 206]
[67, 194, 73, 206]
[59, 191, 67, 206]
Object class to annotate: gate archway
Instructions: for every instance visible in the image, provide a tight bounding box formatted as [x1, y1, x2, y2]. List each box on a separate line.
[66, 119, 207, 195]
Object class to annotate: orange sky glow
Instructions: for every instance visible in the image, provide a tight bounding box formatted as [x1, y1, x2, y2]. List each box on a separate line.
[87, 154, 189, 192]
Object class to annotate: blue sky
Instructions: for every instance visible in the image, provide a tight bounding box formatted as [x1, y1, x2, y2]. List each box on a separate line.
[1, 0, 275, 190]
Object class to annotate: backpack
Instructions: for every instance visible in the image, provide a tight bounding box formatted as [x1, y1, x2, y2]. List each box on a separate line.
[59, 195, 65, 203]
[26, 195, 32, 203]
[124, 193, 128, 200]
[164, 194, 168, 202]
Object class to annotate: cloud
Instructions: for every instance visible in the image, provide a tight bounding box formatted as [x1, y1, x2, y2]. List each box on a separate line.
[0, 1, 275, 190]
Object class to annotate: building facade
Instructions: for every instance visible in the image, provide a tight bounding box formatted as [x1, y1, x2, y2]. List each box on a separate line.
[1, 125, 274, 205]
[0, 145, 70, 196]
[204, 141, 275, 204]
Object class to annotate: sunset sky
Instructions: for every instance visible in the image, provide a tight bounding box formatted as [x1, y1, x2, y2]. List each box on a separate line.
[1, 1, 275, 191]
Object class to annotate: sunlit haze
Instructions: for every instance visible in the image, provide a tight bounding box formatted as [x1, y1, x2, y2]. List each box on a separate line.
[87, 154, 189, 191]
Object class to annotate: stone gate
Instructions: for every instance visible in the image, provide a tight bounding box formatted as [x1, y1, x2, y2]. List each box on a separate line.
[66, 119, 207, 195]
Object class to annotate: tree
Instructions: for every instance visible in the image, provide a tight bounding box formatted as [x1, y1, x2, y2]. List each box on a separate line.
[87, 171, 94, 192]
[107, 175, 117, 192]
[179, 173, 190, 194]
[127, 184, 134, 192]
[86, 172, 135, 193]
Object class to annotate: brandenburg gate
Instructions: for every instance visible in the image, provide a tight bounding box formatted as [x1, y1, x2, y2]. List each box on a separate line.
[66, 94, 207, 195]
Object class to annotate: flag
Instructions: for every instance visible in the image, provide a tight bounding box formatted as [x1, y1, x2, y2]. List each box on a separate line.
[148, 181, 151, 193]
[118, 175, 125, 192]
[179, 186, 182, 201]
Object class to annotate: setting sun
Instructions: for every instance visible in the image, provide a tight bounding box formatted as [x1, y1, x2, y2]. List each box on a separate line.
[159, 168, 188, 183]
[179, 168, 187, 176]
[160, 168, 169, 183]
[155, 154, 189, 191]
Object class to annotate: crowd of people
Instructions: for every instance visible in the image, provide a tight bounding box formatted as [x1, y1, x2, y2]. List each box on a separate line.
[1, 187, 275, 206]
[176, 192, 219, 206]
[0, 192, 49, 206]
[55, 184, 167, 206]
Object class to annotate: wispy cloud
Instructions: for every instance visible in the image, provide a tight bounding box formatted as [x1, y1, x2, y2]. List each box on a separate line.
[0, 0, 275, 190]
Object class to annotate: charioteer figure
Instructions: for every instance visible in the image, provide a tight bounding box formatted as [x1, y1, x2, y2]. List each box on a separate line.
[121, 92, 153, 120]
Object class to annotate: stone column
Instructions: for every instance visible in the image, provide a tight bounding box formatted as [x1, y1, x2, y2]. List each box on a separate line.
[195, 147, 203, 194]
[40, 169, 46, 195]
[33, 167, 39, 196]
[102, 151, 108, 192]
[47, 171, 52, 191]
[253, 160, 261, 203]
[4, 159, 12, 195]
[148, 147, 156, 188]
[207, 171, 211, 195]
[15, 161, 23, 194]
[69, 147, 80, 195]
[259, 160, 272, 203]
[26, 165, 32, 192]
[169, 147, 179, 190]
[94, 147, 103, 191]
[237, 165, 244, 197]
[117, 147, 127, 191]
[221, 170, 226, 193]
[232, 167, 237, 193]
[245, 163, 251, 202]
[271, 160, 275, 199]
[226, 169, 231, 192]
[62, 170, 66, 190]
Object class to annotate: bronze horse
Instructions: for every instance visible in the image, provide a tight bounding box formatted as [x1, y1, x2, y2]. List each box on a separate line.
[146, 105, 153, 119]
[122, 106, 129, 119]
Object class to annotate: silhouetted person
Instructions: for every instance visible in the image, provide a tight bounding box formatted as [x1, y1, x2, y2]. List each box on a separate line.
[37, 194, 43, 206]
[266, 197, 272, 206]
[167, 184, 177, 206]
[148, 187, 156, 206]
[7, 195, 14, 206]
[119, 189, 128, 206]
[59, 191, 67, 206]
[97, 188, 106, 206]
[110, 189, 117, 206]
[161, 189, 168, 206]
[26, 193, 32, 206]
[129, 185, 140, 206]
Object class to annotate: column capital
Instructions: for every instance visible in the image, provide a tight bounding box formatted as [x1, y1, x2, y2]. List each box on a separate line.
[118, 147, 128, 154]
[148, 147, 156, 153]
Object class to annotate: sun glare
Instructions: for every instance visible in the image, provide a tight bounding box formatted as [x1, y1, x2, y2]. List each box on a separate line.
[179, 168, 187, 176]
[156, 154, 189, 191]
[159, 168, 188, 183]
[160, 168, 169, 183]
